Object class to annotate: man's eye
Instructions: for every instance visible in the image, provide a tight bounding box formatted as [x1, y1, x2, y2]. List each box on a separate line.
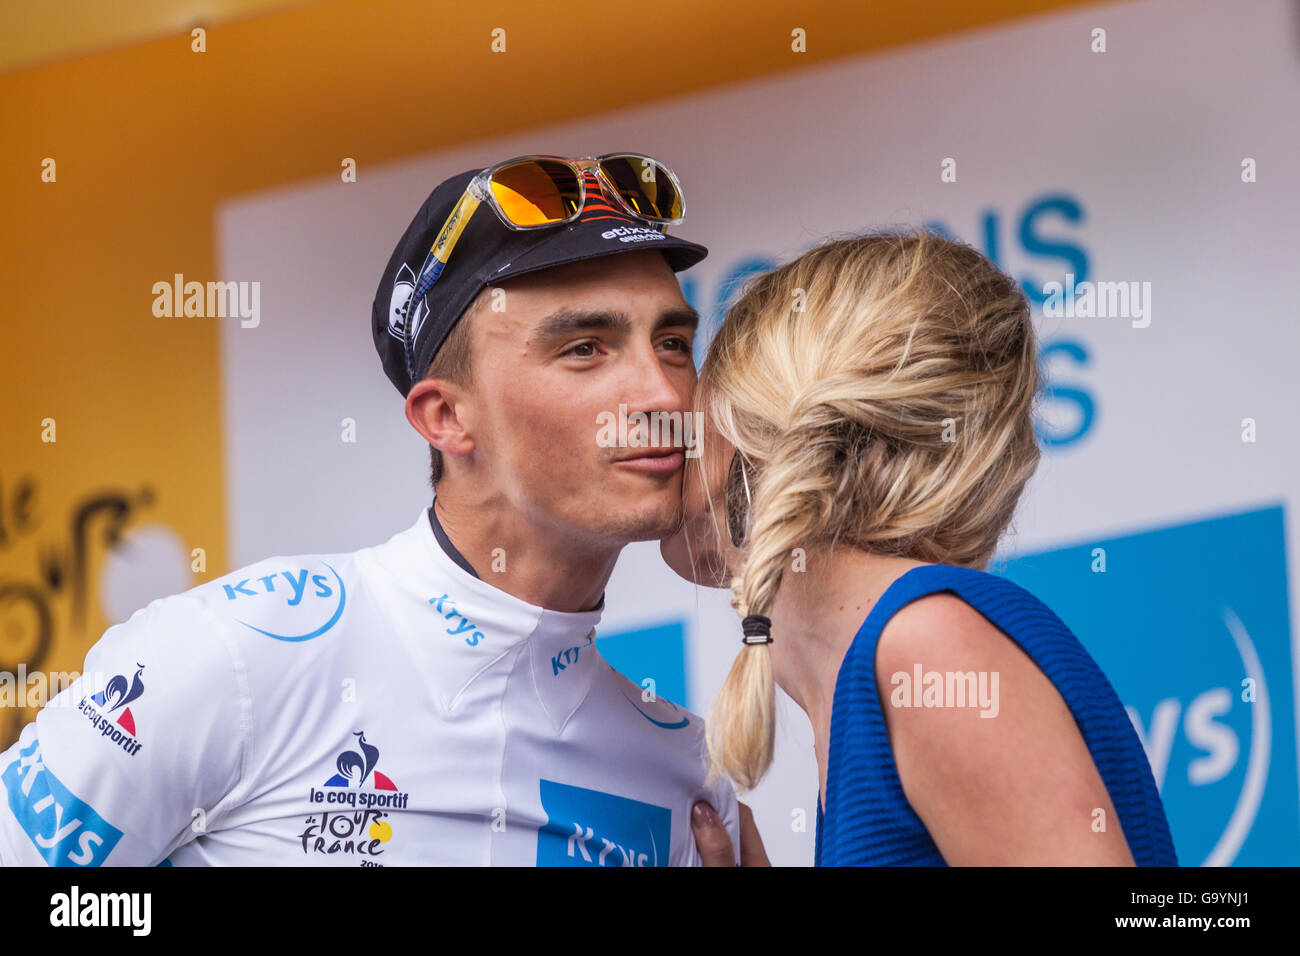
[659, 336, 691, 352]
[564, 341, 597, 358]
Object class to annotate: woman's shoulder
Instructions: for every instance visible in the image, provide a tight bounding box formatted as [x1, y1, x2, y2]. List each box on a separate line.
[864, 562, 1077, 675]
[882, 563, 1068, 636]
[893, 562, 1056, 610]
[869, 566, 1091, 768]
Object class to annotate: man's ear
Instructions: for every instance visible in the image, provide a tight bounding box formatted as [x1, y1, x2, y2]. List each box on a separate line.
[405, 378, 475, 460]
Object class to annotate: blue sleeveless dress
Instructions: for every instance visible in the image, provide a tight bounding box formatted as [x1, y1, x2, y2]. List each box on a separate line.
[813, 563, 1178, 866]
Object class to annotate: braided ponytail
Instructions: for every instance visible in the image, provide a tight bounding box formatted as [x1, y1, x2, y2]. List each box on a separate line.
[696, 226, 1041, 792]
[704, 412, 851, 791]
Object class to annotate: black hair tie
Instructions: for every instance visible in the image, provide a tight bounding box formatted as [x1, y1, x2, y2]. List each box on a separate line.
[741, 614, 773, 645]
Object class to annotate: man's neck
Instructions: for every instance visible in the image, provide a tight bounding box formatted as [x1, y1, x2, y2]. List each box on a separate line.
[431, 491, 617, 613]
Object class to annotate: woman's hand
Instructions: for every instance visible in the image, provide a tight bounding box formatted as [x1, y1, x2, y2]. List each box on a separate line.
[691, 800, 771, 865]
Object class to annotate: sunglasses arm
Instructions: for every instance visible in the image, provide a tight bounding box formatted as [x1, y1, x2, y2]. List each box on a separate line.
[405, 189, 482, 309]
[430, 190, 482, 265]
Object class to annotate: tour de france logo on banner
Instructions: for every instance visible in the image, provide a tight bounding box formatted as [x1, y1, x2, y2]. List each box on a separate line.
[996, 504, 1297, 866]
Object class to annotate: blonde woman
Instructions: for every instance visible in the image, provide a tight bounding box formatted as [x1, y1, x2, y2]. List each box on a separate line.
[673, 228, 1178, 866]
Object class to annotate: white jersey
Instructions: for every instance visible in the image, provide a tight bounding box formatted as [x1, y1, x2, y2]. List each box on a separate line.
[0, 507, 740, 867]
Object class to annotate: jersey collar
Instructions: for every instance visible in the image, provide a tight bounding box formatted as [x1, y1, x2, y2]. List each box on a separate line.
[372, 507, 607, 733]
[428, 503, 481, 579]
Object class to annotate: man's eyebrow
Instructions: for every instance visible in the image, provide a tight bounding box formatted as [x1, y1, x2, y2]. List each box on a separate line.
[533, 305, 700, 341]
[534, 309, 630, 340]
[655, 306, 700, 333]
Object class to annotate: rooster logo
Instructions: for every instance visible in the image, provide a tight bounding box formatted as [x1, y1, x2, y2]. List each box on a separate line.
[89, 663, 145, 737]
[323, 731, 399, 790]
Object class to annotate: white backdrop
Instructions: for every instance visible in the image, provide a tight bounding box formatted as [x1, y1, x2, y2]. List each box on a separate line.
[218, 0, 1300, 865]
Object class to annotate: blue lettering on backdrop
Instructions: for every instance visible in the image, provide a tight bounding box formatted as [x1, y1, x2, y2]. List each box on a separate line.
[683, 191, 1098, 448]
[1016, 193, 1089, 308]
[1037, 339, 1095, 446]
[995, 504, 1298, 866]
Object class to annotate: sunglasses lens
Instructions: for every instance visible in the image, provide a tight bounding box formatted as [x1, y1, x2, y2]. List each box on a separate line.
[598, 155, 683, 222]
[489, 160, 581, 226]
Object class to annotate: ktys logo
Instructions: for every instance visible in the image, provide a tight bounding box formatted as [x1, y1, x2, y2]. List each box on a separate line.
[537, 779, 671, 867]
[427, 592, 486, 646]
[622, 692, 690, 730]
[998, 505, 1299, 865]
[1128, 606, 1270, 866]
[77, 664, 145, 757]
[220, 563, 346, 642]
[551, 636, 593, 676]
[301, 731, 410, 864]
[2, 739, 123, 866]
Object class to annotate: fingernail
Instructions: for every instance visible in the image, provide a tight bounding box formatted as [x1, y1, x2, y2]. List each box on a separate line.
[692, 801, 716, 825]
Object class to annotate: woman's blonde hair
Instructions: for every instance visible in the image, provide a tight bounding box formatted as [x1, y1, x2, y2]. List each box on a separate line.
[696, 226, 1042, 792]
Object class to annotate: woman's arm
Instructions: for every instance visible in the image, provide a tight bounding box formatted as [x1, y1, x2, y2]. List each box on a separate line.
[874, 593, 1136, 865]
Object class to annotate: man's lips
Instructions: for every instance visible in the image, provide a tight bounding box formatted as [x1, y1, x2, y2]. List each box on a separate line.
[612, 447, 685, 474]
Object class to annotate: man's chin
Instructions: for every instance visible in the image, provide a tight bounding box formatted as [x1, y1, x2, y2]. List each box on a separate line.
[603, 495, 685, 544]
[620, 509, 686, 544]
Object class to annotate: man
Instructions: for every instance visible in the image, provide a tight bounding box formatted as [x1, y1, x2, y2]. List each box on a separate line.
[0, 154, 741, 866]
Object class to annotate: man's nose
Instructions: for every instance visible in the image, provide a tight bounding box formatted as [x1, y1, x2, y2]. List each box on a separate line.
[620, 339, 691, 417]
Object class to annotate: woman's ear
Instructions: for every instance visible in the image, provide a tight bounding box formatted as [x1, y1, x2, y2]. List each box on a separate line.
[724, 451, 755, 548]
